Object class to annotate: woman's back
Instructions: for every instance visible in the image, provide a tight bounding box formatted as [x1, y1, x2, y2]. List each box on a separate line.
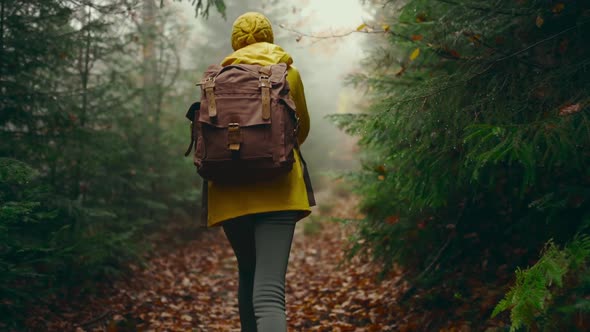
[206, 39, 313, 228]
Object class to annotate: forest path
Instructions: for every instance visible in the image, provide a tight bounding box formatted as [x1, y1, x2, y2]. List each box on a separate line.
[32, 194, 407, 332]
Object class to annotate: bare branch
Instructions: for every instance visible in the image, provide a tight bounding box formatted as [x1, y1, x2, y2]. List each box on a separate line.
[277, 24, 393, 41]
[279, 24, 415, 42]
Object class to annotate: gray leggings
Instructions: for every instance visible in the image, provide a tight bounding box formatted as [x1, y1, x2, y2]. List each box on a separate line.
[222, 211, 298, 332]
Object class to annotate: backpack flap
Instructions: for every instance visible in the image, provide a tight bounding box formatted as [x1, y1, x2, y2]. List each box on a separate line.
[195, 63, 297, 183]
[198, 89, 273, 161]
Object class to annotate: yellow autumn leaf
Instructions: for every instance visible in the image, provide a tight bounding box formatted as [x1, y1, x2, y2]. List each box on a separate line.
[410, 48, 420, 61]
[552, 3, 565, 13]
[536, 15, 544, 28]
[381, 24, 390, 32]
[468, 34, 482, 44]
[356, 23, 367, 32]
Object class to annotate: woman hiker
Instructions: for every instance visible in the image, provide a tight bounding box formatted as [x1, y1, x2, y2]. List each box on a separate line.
[204, 12, 315, 332]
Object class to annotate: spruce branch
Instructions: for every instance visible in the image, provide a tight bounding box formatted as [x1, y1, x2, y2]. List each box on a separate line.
[436, 0, 533, 16]
[383, 19, 590, 107]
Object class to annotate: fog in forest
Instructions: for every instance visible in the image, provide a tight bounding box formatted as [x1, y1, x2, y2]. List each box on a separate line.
[171, 0, 371, 187]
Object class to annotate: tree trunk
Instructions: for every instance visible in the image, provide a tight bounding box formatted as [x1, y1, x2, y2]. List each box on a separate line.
[74, 5, 92, 201]
[142, 0, 157, 117]
[0, 0, 5, 84]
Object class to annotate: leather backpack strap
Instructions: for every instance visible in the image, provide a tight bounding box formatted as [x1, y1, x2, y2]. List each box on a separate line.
[296, 147, 316, 207]
[259, 66, 272, 121]
[184, 122, 195, 157]
[268, 63, 288, 82]
[200, 179, 209, 227]
[184, 102, 200, 157]
[203, 78, 217, 118]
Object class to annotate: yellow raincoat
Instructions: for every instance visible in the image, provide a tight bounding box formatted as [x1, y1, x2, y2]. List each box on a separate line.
[205, 13, 312, 227]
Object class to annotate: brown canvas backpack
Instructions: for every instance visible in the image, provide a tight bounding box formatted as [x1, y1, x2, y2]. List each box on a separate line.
[185, 63, 300, 184]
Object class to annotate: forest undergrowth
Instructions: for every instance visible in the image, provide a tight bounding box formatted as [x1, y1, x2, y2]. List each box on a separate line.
[25, 184, 516, 332]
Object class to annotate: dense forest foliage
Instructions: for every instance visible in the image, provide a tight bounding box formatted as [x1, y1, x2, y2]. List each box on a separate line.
[332, 0, 590, 329]
[0, 0, 226, 327]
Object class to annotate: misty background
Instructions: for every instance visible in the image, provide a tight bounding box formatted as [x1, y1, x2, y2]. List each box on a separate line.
[169, 0, 370, 188]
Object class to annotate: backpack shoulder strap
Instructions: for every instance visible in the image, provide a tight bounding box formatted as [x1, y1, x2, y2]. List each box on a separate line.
[268, 63, 288, 83]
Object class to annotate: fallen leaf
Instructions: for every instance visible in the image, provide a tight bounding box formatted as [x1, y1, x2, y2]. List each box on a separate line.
[559, 38, 569, 54]
[385, 216, 400, 225]
[448, 49, 461, 59]
[468, 34, 482, 45]
[552, 2, 565, 13]
[410, 48, 420, 61]
[559, 103, 581, 116]
[536, 15, 544, 28]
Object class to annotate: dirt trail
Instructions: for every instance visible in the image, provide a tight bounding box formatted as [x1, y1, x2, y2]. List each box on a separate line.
[28, 193, 407, 332]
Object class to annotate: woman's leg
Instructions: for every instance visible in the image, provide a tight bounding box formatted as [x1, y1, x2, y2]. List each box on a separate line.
[222, 216, 257, 332]
[252, 211, 298, 332]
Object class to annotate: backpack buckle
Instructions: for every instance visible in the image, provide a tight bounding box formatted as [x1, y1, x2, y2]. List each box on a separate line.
[259, 75, 270, 87]
[228, 123, 241, 151]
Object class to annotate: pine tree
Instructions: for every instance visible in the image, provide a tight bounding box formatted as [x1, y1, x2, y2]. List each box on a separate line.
[0, 0, 226, 327]
[331, 0, 590, 328]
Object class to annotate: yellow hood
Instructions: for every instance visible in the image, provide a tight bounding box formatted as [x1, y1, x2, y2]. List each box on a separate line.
[221, 42, 293, 67]
[224, 12, 292, 67]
